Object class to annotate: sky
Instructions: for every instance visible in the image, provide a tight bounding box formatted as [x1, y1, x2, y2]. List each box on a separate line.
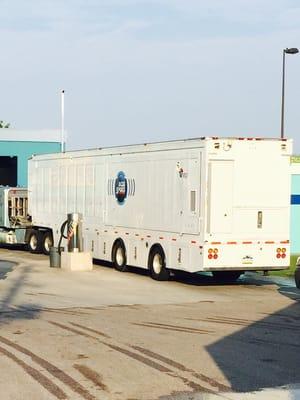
[0, 0, 299, 153]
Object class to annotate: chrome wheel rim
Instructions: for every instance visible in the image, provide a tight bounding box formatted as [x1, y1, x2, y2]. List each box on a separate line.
[44, 237, 52, 252]
[153, 254, 163, 274]
[116, 247, 124, 266]
[30, 235, 37, 250]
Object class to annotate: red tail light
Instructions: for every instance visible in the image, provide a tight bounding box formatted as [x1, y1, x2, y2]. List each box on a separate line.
[276, 247, 287, 259]
[208, 248, 219, 259]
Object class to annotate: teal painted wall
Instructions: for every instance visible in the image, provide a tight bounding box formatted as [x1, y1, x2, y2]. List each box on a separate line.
[292, 175, 300, 193]
[0, 141, 61, 187]
[291, 174, 300, 254]
[291, 205, 300, 254]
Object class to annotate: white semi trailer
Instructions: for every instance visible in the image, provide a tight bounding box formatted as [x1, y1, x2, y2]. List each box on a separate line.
[27, 137, 292, 281]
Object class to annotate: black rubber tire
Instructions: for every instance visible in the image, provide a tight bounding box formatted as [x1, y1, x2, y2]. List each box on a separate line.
[42, 231, 53, 256]
[148, 246, 170, 281]
[28, 230, 43, 253]
[295, 267, 300, 289]
[212, 271, 243, 282]
[112, 241, 127, 272]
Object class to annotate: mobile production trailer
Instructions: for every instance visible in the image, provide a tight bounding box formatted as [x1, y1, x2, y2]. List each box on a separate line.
[27, 137, 292, 281]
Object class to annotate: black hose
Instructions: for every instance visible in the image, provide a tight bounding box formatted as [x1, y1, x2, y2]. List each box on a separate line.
[57, 220, 68, 254]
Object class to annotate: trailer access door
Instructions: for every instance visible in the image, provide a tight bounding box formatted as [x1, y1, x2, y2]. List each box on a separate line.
[207, 160, 234, 234]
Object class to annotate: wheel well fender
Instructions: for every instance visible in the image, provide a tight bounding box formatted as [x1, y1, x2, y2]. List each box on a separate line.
[42, 230, 53, 240]
[25, 227, 53, 242]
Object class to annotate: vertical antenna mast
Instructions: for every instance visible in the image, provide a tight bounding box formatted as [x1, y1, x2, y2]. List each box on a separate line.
[61, 89, 65, 152]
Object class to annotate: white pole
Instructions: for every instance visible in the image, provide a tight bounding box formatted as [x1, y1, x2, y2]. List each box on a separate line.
[61, 89, 65, 152]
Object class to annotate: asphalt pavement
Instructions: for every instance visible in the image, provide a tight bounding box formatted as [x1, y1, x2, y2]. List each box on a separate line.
[0, 248, 299, 400]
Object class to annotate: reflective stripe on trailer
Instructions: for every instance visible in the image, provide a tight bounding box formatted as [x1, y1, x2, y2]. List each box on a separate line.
[98, 231, 289, 247]
[208, 240, 289, 246]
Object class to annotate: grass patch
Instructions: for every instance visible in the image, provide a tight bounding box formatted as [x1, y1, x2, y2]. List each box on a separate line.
[268, 255, 299, 277]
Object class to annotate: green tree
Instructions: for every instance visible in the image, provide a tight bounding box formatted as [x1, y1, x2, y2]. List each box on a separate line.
[0, 121, 10, 128]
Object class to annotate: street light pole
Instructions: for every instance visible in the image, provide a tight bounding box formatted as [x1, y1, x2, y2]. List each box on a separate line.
[280, 48, 299, 139]
[280, 50, 286, 139]
[61, 89, 65, 152]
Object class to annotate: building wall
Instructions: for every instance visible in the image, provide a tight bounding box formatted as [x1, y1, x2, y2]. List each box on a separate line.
[0, 141, 61, 187]
[291, 160, 300, 254]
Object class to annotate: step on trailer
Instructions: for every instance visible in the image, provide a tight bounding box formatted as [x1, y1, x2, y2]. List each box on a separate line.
[27, 137, 292, 281]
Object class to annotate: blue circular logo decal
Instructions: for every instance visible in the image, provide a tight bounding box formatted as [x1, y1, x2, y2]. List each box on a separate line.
[115, 171, 128, 204]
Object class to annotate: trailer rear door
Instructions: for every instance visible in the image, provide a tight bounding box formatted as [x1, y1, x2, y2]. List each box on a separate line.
[207, 160, 234, 234]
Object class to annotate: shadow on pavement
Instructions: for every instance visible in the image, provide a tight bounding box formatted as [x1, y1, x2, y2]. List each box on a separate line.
[170, 270, 277, 287]
[96, 254, 292, 289]
[0, 261, 42, 324]
[205, 278, 300, 392]
[0, 260, 16, 280]
[94, 259, 277, 287]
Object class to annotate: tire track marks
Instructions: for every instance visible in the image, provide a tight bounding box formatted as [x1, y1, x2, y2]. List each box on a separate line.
[185, 316, 300, 331]
[70, 322, 111, 339]
[74, 364, 109, 392]
[0, 334, 96, 400]
[132, 321, 213, 335]
[182, 316, 300, 349]
[0, 345, 67, 399]
[49, 320, 226, 394]
[48, 321, 99, 341]
[131, 346, 230, 392]
[83, 341, 209, 394]
[48, 321, 175, 374]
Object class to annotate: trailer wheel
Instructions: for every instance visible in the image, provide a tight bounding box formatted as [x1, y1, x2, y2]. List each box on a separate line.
[148, 246, 170, 281]
[42, 231, 53, 256]
[212, 271, 243, 282]
[28, 230, 42, 253]
[295, 267, 300, 289]
[112, 240, 127, 272]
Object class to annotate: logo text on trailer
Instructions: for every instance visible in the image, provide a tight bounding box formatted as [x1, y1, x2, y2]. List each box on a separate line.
[108, 171, 135, 204]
